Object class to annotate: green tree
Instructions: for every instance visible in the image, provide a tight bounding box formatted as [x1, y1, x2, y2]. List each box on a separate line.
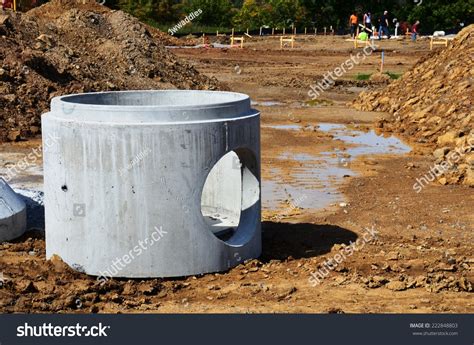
[408, 0, 474, 33]
[182, 0, 234, 27]
[101, 0, 472, 33]
[232, 0, 272, 29]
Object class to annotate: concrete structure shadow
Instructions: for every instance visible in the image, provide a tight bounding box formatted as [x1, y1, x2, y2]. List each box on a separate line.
[261, 221, 358, 261]
[17, 193, 45, 231]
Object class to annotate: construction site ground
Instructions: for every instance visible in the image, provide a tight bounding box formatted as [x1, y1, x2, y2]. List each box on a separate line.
[0, 35, 472, 313]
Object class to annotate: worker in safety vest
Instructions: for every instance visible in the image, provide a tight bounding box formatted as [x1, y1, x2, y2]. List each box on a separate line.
[349, 12, 358, 38]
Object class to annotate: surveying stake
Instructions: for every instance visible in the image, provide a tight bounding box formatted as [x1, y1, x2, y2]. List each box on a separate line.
[380, 50, 385, 73]
[202, 34, 211, 48]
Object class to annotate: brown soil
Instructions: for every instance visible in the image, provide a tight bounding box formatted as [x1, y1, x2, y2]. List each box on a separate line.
[0, 0, 222, 142]
[0, 25, 472, 313]
[353, 25, 474, 186]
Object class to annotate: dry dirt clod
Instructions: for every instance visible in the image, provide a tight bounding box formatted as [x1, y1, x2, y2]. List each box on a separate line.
[386, 251, 400, 261]
[386, 281, 407, 291]
[16, 280, 39, 294]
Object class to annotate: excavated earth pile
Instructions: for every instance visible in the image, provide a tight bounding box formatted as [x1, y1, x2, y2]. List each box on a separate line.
[0, 0, 221, 142]
[353, 25, 474, 186]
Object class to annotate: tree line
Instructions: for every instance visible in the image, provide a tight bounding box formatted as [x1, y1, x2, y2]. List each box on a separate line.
[101, 0, 473, 34]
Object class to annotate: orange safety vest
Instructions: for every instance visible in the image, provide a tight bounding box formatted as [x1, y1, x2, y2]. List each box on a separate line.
[350, 15, 358, 24]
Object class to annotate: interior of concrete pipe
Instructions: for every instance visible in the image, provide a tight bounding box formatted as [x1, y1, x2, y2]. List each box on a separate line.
[61, 90, 248, 106]
[53, 90, 254, 123]
[201, 149, 260, 245]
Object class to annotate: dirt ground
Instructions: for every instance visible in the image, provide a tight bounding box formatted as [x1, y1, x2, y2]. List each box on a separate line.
[0, 35, 472, 313]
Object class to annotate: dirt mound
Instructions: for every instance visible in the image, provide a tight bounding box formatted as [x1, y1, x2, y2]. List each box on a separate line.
[0, 0, 222, 142]
[353, 25, 474, 186]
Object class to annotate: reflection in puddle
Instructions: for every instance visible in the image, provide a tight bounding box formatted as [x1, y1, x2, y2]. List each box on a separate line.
[263, 123, 411, 211]
[318, 123, 411, 156]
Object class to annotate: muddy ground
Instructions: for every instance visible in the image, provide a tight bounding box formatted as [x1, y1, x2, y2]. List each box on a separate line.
[0, 35, 472, 313]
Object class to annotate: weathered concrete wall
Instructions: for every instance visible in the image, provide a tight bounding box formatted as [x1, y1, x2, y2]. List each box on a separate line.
[0, 178, 27, 242]
[42, 90, 261, 278]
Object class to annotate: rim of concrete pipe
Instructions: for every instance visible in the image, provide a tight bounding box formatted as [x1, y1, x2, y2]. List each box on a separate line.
[49, 90, 255, 124]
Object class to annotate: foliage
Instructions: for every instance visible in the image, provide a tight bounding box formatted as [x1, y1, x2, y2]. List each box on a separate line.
[408, 0, 474, 33]
[86, 0, 473, 33]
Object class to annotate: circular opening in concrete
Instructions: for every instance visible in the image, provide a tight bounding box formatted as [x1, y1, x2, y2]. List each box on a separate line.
[52, 90, 255, 123]
[201, 149, 260, 245]
[59, 90, 249, 107]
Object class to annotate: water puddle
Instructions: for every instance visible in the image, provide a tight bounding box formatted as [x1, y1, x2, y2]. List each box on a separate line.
[318, 123, 411, 156]
[262, 123, 411, 211]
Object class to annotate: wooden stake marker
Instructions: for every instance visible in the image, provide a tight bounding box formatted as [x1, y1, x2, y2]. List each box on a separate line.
[430, 36, 449, 50]
[231, 36, 244, 48]
[280, 36, 295, 49]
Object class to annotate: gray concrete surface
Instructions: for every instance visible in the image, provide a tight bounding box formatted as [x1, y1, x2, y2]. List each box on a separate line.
[42, 90, 261, 278]
[0, 178, 27, 242]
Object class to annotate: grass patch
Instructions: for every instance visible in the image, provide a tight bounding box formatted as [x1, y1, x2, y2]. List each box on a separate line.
[355, 72, 402, 81]
[385, 72, 402, 79]
[355, 73, 372, 80]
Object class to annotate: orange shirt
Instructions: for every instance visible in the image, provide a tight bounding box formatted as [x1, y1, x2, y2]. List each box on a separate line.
[350, 14, 358, 24]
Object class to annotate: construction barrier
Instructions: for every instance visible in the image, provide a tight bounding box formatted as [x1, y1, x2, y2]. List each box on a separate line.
[430, 36, 449, 50]
[280, 35, 295, 49]
[231, 36, 244, 48]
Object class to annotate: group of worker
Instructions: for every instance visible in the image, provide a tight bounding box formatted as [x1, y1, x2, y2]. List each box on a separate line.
[349, 10, 420, 41]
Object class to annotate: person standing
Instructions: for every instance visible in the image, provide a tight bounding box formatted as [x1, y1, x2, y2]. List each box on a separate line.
[363, 12, 372, 37]
[3, 0, 14, 10]
[349, 12, 358, 38]
[379, 10, 391, 40]
[411, 20, 420, 41]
